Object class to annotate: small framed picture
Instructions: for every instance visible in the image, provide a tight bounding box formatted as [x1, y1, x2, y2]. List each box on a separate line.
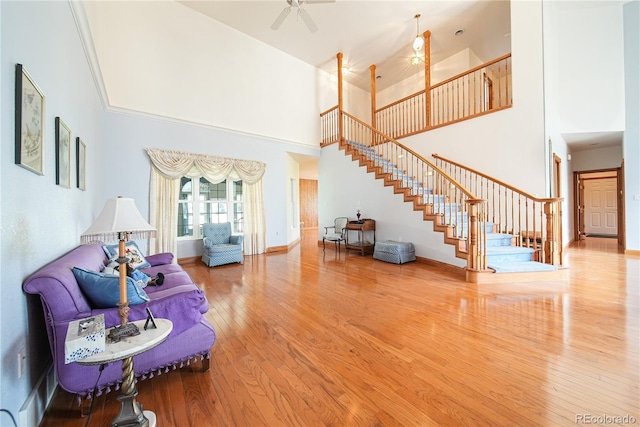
[15, 64, 46, 175]
[55, 117, 72, 188]
[76, 137, 86, 190]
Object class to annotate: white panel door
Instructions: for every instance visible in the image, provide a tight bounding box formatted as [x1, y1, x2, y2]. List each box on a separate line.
[584, 178, 618, 236]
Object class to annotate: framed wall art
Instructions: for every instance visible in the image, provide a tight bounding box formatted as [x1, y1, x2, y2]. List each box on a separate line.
[76, 137, 86, 190]
[15, 63, 46, 175]
[55, 117, 72, 188]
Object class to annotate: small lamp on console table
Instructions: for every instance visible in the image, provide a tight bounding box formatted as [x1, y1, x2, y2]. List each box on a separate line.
[81, 196, 156, 427]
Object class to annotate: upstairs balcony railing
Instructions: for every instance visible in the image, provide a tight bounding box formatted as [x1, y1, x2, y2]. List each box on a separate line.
[432, 153, 563, 266]
[374, 54, 512, 141]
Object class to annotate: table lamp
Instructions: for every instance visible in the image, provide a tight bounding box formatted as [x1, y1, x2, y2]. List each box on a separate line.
[81, 196, 156, 427]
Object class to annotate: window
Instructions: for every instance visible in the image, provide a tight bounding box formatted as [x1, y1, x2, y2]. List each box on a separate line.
[178, 177, 243, 238]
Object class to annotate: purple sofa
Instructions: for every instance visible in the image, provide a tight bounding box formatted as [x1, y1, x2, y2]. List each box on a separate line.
[22, 243, 216, 401]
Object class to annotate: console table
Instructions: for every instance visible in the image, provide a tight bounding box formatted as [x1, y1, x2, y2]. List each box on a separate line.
[345, 219, 376, 255]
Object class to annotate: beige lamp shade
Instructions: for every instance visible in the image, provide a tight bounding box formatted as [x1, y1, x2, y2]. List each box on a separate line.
[81, 197, 156, 244]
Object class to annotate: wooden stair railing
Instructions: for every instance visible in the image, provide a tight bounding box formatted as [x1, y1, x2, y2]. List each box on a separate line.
[320, 106, 340, 146]
[338, 110, 489, 272]
[432, 153, 563, 266]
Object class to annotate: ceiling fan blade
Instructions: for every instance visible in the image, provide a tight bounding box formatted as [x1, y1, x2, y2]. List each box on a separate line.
[271, 7, 291, 31]
[298, 8, 318, 33]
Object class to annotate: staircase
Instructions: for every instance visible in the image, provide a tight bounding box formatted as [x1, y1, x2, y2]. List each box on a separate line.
[319, 51, 564, 282]
[338, 132, 564, 283]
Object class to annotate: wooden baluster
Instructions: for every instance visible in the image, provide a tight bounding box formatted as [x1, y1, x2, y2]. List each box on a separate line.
[503, 186, 508, 234]
[439, 87, 443, 126]
[491, 181, 495, 225]
[472, 71, 477, 115]
[462, 75, 466, 119]
[370, 64, 376, 132]
[504, 57, 511, 105]
[402, 100, 406, 136]
[495, 185, 501, 233]
[498, 60, 503, 108]
[512, 191, 516, 236]
[517, 196, 522, 246]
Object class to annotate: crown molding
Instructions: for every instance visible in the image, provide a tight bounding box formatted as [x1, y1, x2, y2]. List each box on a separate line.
[69, 0, 110, 110]
[106, 105, 321, 152]
[67, 0, 320, 152]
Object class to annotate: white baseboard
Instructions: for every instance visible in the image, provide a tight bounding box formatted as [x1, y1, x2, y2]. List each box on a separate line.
[18, 362, 56, 427]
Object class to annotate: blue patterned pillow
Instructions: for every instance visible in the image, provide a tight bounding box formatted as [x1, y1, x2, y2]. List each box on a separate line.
[72, 267, 150, 308]
[102, 241, 151, 270]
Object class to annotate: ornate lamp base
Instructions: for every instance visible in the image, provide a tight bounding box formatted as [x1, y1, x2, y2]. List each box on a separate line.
[111, 356, 151, 427]
[112, 391, 148, 427]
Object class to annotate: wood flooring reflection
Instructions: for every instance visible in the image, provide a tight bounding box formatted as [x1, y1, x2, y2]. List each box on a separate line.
[40, 236, 639, 426]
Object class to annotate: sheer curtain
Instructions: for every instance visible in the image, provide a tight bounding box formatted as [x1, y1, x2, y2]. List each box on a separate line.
[145, 148, 266, 257]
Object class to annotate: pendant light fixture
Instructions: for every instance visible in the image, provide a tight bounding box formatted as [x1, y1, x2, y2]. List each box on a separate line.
[413, 14, 424, 52]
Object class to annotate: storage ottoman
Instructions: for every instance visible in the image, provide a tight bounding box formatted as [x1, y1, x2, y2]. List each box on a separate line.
[373, 240, 416, 264]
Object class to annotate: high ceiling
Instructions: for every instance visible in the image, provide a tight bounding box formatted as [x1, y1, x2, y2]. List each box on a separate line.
[178, 0, 512, 91]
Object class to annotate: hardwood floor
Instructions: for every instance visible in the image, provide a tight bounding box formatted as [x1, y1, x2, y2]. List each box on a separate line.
[40, 236, 639, 426]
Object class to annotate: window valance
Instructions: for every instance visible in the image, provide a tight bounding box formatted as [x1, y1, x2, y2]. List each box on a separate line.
[145, 148, 265, 184]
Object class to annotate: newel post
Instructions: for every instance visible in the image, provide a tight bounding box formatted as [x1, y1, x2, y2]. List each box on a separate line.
[466, 199, 486, 271]
[370, 64, 377, 146]
[544, 199, 561, 265]
[424, 30, 431, 129]
[337, 53, 344, 145]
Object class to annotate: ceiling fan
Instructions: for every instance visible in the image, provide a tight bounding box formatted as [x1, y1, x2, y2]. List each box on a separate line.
[271, 0, 335, 34]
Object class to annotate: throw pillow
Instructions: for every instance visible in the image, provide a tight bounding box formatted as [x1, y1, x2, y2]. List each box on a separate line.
[102, 241, 151, 270]
[72, 267, 150, 308]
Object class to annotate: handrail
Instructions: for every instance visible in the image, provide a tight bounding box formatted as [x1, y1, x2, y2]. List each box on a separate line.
[430, 53, 512, 90]
[343, 114, 476, 199]
[432, 153, 563, 266]
[432, 153, 560, 204]
[374, 90, 426, 114]
[320, 106, 339, 117]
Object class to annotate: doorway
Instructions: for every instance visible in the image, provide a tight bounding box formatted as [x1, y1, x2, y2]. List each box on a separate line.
[574, 168, 623, 243]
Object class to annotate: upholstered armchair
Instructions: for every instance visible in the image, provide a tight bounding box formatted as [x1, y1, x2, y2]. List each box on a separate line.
[322, 216, 348, 253]
[202, 223, 244, 267]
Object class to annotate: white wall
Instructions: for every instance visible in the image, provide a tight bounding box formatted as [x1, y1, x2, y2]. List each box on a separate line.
[623, 0, 640, 251]
[431, 47, 483, 86]
[556, 2, 625, 134]
[102, 111, 319, 259]
[343, 80, 372, 123]
[84, 1, 321, 147]
[570, 146, 623, 172]
[317, 65, 372, 124]
[542, 0, 628, 247]
[286, 154, 301, 244]
[1, 1, 105, 420]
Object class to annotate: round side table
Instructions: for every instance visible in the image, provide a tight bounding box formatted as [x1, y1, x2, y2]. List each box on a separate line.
[79, 318, 173, 427]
